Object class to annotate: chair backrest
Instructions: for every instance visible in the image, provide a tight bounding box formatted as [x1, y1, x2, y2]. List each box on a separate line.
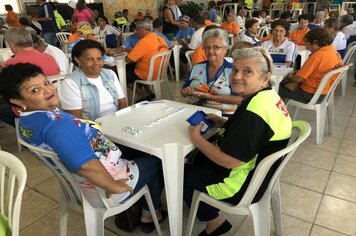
[17, 138, 83, 208]
[303, 2, 317, 14]
[56, 32, 71, 47]
[64, 20, 72, 31]
[0, 150, 27, 236]
[343, 42, 356, 64]
[96, 34, 107, 48]
[185, 50, 194, 71]
[47, 74, 67, 89]
[146, 50, 172, 81]
[121, 23, 131, 33]
[237, 120, 311, 207]
[257, 25, 271, 37]
[307, 64, 352, 105]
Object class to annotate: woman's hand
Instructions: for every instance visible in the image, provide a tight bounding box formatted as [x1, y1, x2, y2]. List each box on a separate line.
[188, 123, 203, 140]
[181, 87, 195, 97]
[206, 113, 227, 128]
[106, 178, 133, 198]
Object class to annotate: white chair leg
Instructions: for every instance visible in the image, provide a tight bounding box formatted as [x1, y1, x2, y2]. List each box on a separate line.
[132, 81, 138, 105]
[186, 190, 201, 236]
[143, 187, 162, 236]
[341, 72, 347, 96]
[316, 106, 326, 145]
[153, 83, 162, 100]
[59, 188, 69, 236]
[292, 107, 299, 120]
[82, 202, 105, 236]
[271, 181, 282, 236]
[327, 96, 335, 135]
[164, 78, 173, 99]
[250, 200, 270, 236]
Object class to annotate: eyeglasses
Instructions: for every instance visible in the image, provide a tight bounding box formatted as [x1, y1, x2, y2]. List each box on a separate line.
[203, 45, 226, 51]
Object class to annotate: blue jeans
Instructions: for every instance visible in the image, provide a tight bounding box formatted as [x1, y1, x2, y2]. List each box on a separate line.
[133, 156, 164, 210]
[43, 32, 58, 47]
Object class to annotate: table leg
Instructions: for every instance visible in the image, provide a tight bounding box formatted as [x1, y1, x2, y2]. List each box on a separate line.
[161, 144, 185, 236]
[173, 45, 180, 82]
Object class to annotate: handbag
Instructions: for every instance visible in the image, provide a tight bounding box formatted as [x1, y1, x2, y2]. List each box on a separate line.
[114, 198, 142, 232]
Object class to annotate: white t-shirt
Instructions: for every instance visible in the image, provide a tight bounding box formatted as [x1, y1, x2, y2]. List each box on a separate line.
[44, 44, 69, 75]
[341, 23, 356, 39]
[261, 38, 297, 64]
[94, 24, 121, 36]
[236, 15, 245, 29]
[332, 31, 347, 51]
[241, 31, 260, 45]
[58, 70, 125, 119]
[188, 27, 205, 50]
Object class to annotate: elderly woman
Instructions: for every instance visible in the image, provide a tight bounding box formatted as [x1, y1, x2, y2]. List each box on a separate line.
[279, 28, 343, 103]
[241, 19, 261, 46]
[324, 18, 347, 57]
[94, 15, 121, 48]
[261, 19, 297, 67]
[181, 28, 243, 115]
[58, 40, 127, 121]
[0, 63, 166, 234]
[184, 47, 292, 235]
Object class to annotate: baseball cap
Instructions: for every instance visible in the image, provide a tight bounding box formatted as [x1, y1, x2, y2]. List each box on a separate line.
[179, 15, 191, 22]
[77, 25, 94, 35]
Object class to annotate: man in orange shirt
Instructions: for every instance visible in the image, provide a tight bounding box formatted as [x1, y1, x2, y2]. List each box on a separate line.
[279, 28, 343, 103]
[289, 14, 310, 46]
[125, 18, 169, 101]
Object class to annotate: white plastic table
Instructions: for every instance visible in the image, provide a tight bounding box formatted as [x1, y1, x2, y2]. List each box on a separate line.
[96, 100, 222, 236]
[271, 66, 294, 92]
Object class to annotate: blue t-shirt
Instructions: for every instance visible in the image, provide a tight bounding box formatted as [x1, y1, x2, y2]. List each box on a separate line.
[123, 34, 140, 48]
[176, 27, 195, 40]
[19, 109, 139, 207]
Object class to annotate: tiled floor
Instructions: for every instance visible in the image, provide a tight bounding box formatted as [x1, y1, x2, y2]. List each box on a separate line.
[1, 64, 356, 236]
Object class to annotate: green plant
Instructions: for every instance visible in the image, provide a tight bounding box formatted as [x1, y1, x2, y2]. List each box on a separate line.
[179, 1, 204, 18]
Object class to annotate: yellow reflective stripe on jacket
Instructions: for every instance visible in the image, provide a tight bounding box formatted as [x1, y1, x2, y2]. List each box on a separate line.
[206, 156, 257, 199]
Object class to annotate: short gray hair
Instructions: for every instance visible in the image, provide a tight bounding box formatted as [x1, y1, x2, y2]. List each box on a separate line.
[231, 47, 273, 76]
[135, 18, 153, 31]
[315, 11, 325, 18]
[5, 27, 33, 47]
[202, 28, 229, 47]
[340, 14, 354, 25]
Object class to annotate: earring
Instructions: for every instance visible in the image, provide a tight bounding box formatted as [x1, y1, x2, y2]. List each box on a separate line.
[22, 106, 27, 111]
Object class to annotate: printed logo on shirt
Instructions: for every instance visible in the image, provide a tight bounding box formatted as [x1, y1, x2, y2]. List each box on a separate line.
[276, 98, 289, 117]
[19, 127, 33, 140]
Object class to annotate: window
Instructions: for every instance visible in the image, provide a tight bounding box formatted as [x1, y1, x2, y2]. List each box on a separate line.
[0, 0, 24, 15]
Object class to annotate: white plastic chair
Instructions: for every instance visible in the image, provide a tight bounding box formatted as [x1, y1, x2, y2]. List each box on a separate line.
[270, 3, 285, 19]
[64, 20, 72, 31]
[121, 23, 131, 33]
[287, 64, 352, 144]
[96, 34, 107, 48]
[340, 42, 356, 96]
[0, 35, 4, 49]
[185, 120, 311, 236]
[56, 32, 71, 53]
[257, 25, 271, 38]
[132, 50, 173, 104]
[17, 138, 162, 236]
[291, 3, 304, 19]
[0, 150, 27, 236]
[185, 50, 194, 71]
[303, 2, 317, 15]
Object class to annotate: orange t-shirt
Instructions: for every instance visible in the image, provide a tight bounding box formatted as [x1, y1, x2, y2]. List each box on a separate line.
[192, 44, 207, 65]
[260, 34, 273, 43]
[128, 32, 169, 80]
[7, 11, 20, 27]
[297, 45, 343, 95]
[289, 27, 310, 46]
[205, 19, 214, 26]
[221, 21, 239, 35]
[67, 33, 79, 44]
